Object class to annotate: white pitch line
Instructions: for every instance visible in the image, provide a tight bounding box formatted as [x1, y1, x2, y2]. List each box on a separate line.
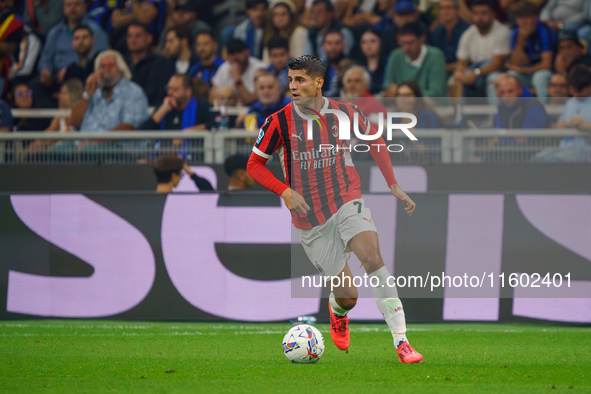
[0, 323, 588, 335]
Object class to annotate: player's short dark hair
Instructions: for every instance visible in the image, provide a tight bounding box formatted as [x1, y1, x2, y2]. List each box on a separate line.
[72, 25, 93, 37]
[196, 30, 217, 43]
[567, 65, 591, 91]
[224, 154, 249, 177]
[227, 38, 249, 55]
[512, 0, 539, 18]
[127, 22, 149, 35]
[288, 55, 326, 79]
[469, 0, 493, 10]
[267, 36, 289, 52]
[167, 24, 193, 47]
[153, 156, 184, 183]
[246, 0, 268, 9]
[311, 0, 334, 13]
[397, 22, 424, 38]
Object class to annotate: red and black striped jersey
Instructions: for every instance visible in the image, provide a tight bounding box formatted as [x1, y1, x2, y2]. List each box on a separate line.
[252, 97, 372, 229]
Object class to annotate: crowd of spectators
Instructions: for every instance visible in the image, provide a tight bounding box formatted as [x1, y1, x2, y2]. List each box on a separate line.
[0, 0, 591, 161]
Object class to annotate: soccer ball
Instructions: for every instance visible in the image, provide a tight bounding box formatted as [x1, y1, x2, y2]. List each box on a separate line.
[282, 324, 325, 363]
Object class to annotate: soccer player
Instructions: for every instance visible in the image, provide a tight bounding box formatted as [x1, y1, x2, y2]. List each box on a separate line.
[246, 55, 422, 363]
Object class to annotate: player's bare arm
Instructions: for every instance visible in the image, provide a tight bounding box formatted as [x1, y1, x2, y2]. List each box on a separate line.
[390, 184, 416, 216]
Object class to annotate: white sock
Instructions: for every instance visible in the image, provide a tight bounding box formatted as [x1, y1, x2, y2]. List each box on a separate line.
[329, 292, 350, 317]
[394, 334, 408, 347]
[368, 266, 408, 344]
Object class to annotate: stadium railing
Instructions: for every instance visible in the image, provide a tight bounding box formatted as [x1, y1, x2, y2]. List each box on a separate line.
[455, 129, 590, 163]
[214, 129, 261, 163]
[9, 105, 249, 119]
[1, 128, 589, 164]
[0, 131, 213, 164]
[8, 103, 566, 119]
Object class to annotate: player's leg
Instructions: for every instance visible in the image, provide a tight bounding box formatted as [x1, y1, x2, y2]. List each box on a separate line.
[347, 231, 406, 341]
[296, 221, 355, 350]
[331, 262, 358, 313]
[348, 230, 423, 363]
[328, 262, 357, 350]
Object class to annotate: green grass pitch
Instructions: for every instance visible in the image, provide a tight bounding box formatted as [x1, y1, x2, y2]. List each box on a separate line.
[1, 320, 590, 393]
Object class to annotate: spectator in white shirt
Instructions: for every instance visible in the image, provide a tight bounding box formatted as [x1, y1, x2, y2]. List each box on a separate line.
[453, 0, 510, 99]
[212, 39, 268, 105]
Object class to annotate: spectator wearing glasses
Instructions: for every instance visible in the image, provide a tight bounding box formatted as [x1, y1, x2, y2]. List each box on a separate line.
[11, 83, 51, 131]
[533, 65, 591, 162]
[383, 22, 447, 98]
[140, 74, 212, 161]
[547, 73, 569, 106]
[140, 74, 212, 132]
[554, 65, 591, 132]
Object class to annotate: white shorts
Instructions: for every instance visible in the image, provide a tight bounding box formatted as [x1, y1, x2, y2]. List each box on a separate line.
[296, 198, 377, 277]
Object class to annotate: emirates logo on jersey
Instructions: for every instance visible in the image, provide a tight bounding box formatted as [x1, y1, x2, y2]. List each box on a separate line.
[292, 145, 339, 170]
